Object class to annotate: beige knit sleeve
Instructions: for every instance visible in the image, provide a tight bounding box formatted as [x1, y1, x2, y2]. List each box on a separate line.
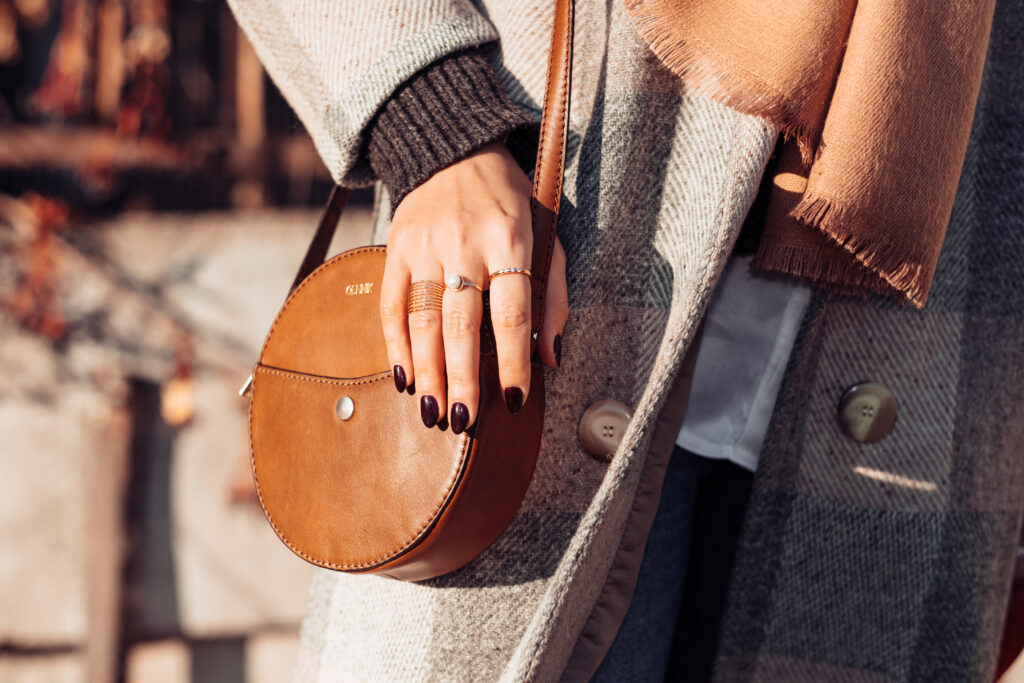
[226, 0, 500, 186]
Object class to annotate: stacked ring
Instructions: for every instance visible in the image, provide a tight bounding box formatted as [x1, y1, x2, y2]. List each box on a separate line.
[407, 280, 445, 314]
[489, 267, 532, 281]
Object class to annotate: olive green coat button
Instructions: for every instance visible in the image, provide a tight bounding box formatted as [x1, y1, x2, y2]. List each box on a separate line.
[837, 382, 898, 443]
[579, 399, 633, 462]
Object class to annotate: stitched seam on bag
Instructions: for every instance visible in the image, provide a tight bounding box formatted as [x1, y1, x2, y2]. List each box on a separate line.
[530, 3, 571, 340]
[553, 3, 570, 211]
[249, 365, 472, 571]
[256, 366, 392, 386]
[543, 2, 570, 329]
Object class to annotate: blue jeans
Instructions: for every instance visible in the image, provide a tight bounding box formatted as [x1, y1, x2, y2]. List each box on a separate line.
[591, 446, 754, 682]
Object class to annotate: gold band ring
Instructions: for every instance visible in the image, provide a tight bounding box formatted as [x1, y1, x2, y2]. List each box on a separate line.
[489, 267, 532, 281]
[444, 274, 483, 292]
[407, 280, 445, 314]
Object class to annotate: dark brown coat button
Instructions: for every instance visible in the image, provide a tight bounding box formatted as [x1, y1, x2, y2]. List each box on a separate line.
[837, 382, 898, 443]
[579, 400, 633, 462]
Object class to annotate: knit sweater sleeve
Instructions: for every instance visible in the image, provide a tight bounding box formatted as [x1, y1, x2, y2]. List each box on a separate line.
[368, 49, 537, 210]
[227, 0, 505, 186]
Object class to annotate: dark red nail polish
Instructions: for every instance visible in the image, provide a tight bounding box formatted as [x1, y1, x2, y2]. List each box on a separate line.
[421, 395, 439, 427]
[504, 387, 524, 415]
[554, 334, 563, 367]
[393, 365, 407, 393]
[406, 381, 416, 396]
[437, 415, 449, 432]
[451, 402, 469, 434]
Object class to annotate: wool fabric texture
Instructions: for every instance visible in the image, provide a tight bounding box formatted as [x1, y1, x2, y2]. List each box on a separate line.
[228, 0, 776, 678]
[623, 0, 996, 307]
[227, 0, 1023, 679]
[368, 49, 535, 209]
[715, 3, 1024, 673]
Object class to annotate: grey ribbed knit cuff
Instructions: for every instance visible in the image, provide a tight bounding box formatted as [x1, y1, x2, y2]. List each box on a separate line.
[368, 49, 538, 210]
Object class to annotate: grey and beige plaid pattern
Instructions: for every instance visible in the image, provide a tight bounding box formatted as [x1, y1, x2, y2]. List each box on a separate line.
[229, 0, 1021, 679]
[715, 2, 1024, 680]
[229, 0, 779, 680]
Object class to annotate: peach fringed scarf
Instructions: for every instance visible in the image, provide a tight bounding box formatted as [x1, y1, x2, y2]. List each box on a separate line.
[624, 0, 996, 307]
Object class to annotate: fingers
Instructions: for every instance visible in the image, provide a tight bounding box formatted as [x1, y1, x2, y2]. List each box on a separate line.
[381, 253, 487, 434]
[377, 139, 547, 433]
[536, 237, 569, 368]
[488, 271, 533, 415]
[381, 234, 565, 433]
[407, 260, 447, 428]
[441, 271, 485, 434]
[379, 252, 415, 395]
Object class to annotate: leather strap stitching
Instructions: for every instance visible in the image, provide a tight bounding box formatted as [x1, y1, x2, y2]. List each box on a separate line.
[530, 0, 574, 350]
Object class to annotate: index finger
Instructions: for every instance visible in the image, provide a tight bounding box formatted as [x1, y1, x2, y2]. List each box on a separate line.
[379, 251, 415, 394]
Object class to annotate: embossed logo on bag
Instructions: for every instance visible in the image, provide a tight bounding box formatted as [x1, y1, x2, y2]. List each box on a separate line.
[345, 283, 374, 295]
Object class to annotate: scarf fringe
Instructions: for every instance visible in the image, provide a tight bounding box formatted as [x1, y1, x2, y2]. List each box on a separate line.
[754, 194, 928, 307]
[623, 0, 817, 164]
[751, 241, 875, 300]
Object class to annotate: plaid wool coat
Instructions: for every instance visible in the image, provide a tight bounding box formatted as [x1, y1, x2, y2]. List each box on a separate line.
[229, 0, 1023, 680]
[715, 3, 1024, 680]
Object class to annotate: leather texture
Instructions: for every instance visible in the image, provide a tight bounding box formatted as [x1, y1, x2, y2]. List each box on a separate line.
[248, 0, 574, 581]
[528, 0, 573, 359]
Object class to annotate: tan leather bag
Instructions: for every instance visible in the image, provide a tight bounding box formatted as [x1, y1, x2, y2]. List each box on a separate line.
[244, 0, 574, 581]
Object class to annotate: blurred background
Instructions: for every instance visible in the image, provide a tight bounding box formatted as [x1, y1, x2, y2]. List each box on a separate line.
[0, 0, 373, 681]
[2, 2, 1021, 683]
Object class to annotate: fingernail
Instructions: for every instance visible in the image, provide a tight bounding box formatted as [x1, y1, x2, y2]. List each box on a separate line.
[554, 334, 563, 368]
[437, 415, 449, 432]
[504, 387, 524, 415]
[406, 381, 416, 396]
[393, 365, 407, 393]
[420, 395, 439, 427]
[451, 402, 469, 434]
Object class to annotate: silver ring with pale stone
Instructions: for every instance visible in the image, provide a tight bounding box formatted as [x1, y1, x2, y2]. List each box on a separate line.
[444, 274, 483, 292]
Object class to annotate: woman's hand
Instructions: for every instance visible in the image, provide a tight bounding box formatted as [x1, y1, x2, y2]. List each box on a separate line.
[379, 141, 569, 434]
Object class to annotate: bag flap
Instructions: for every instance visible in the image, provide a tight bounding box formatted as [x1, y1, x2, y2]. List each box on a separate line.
[250, 364, 470, 570]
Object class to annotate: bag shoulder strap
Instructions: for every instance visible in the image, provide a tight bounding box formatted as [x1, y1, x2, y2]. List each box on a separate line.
[527, 0, 573, 356]
[289, 0, 575, 345]
[290, 185, 351, 292]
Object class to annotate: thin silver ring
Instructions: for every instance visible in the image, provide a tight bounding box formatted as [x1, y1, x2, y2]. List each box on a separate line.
[489, 267, 532, 281]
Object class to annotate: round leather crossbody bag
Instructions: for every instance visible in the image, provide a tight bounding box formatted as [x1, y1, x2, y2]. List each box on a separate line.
[245, 0, 574, 581]
[248, 243, 545, 580]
